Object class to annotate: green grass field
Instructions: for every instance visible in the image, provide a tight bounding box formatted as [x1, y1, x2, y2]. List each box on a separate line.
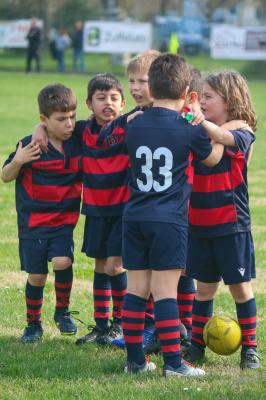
[0, 68, 265, 400]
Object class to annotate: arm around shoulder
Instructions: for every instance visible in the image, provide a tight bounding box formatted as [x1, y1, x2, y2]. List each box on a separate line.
[201, 142, 224, 167]
[2, 141, 40, 183]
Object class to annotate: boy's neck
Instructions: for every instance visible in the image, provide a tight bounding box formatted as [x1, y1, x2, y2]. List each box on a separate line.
[47, 133, 64, 153]
[152, 98, 184, 112]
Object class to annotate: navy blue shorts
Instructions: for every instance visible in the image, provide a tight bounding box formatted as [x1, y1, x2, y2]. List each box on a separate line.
[123, 221, 188, 271]
[82, 216, 122, 259]
[186, 232, 256, 285]
[19, 235, 74, 274]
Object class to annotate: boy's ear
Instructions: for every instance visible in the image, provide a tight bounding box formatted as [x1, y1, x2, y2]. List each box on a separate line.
[121, 99, 126, 110]
[180, 86, 189, 100]
[40, 114, 48, 126]
[188, 91, 199, 104]
[86, 99, 92, 110]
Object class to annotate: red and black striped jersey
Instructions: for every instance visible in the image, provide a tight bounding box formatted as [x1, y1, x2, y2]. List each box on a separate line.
[74, 116, 131, 217]
[3, 135, 82, 239]
[189, 129, 255, 237]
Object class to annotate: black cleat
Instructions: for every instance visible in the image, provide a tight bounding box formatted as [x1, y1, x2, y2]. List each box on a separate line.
[96, 319, 123, 345]
[54, 310, 77, 336]
[183, 344, 205, 363]
[21, 322, 43, 344]
[240, 348, 260, 370]
[75, 325, 107, 345]
[143, 330, 161, 355]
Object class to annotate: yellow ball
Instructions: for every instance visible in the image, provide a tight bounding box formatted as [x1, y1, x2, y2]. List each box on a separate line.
[203, 315, 242, 355]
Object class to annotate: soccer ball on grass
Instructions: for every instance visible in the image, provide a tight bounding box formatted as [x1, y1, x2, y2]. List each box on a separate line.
[203, 315, 241, 355]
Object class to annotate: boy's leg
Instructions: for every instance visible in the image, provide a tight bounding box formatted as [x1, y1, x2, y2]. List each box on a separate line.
[19, 238, 48, 343]
[49, 235, 76, 335]
[76, 260, 111, 344]
[21, 273, 46, 343]
[229, 282, 260, 369]
[152, 270, 205, 377]
[184, 281, 217, 362]
[97, 256, 126, 345]
[177, 274, 195, 341]
[122, 270, 156, 372]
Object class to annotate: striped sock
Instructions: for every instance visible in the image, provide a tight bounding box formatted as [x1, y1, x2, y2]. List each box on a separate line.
[236, 298, 257, 350]
[93, 272, 111, 330]
[26, 281, 44, 324]
[110, 271, 127, 322]
[54, 266, 73, 314]
[191, 299, 213, 350]
[177, 276, 195, 338]
[122, 293, 147, 365]
[154, 298, 181, 369]
[145, 294, 155, 328]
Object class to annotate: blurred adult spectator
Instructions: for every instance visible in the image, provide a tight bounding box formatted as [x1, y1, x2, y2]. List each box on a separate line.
[54, 27, 72, 72]
[72, 20, 86, 72]
[25, 17, 42, 73]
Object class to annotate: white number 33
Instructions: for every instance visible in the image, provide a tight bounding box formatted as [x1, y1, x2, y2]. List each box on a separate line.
[136, 146, 173, 192]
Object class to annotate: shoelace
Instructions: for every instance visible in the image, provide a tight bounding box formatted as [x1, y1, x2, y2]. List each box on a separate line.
[61, 310, 86, 326]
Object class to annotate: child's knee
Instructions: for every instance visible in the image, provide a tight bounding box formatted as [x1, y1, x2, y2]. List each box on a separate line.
[52, 256, 72, 271]
[28, 273, 47, 286]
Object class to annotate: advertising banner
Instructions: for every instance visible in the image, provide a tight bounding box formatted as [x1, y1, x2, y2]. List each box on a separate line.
[211, 24, 266, 60]
[83, 21, 152, 53]
[0, 19, 43, 48]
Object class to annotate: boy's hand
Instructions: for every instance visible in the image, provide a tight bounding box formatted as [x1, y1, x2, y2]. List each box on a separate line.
[31, 123, 48, 153]
[14, 141, 41, 165]
[127, 110, 143, 123]
[189, 108, 205, 126]
[222, 120, 252, 132]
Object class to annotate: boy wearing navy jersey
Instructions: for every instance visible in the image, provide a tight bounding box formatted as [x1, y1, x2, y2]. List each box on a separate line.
[2, 84, 82, 343]
[121, 53, 224, 376]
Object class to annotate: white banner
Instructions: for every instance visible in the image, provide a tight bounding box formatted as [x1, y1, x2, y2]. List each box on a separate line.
[0, 19, 42, 48]
[83, 21, 152, 53]
[211, 24, 266, 60]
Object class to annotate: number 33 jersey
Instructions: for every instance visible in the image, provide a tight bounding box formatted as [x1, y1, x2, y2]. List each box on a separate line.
[124, 107, 212, 226]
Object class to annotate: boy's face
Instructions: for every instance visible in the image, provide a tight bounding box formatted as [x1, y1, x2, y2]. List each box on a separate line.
[40, 110, 76, 141]
[87, 89, 125, 126]
[201, 83, 228, 125]
[128, 71, 153, 108]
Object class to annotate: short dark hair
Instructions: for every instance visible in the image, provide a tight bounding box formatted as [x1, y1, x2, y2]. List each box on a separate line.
[188, 65, 203, 99]
[87, 73, 124, 101]
[148, 53, 191, 100]
[38, 84, 76, 117]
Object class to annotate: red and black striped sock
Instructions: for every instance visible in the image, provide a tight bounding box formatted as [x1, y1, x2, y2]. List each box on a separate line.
[191, 299, 213, 350]
[93, 272, 111, 330]
[25, 281, 44, 324]
[145, 294, 155, 328]
[236, 298, 257, 350]
[110, 271, 127, 322]
[155, 298, 181, 369]
[122, 293, 147, 365]
[54, 266, 73, 314]
[177, 275, 195, 337]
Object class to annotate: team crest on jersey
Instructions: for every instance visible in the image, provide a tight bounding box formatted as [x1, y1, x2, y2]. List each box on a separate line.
[238, 267, 245, 277]
[106, 134, 120, 145]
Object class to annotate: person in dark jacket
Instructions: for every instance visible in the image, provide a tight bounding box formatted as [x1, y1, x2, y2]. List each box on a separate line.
[72, 20, 86, 72]
[25, 18, 42, 73]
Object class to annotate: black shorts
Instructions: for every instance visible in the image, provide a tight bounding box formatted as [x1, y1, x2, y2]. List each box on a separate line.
[122, 221, 188, 271]
[186, 232, 256, 285]
[19, 235, 74, 274]
[82, 216, 122, 259]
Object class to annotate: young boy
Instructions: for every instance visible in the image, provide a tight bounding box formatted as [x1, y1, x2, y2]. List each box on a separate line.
[33, 74, 128, 345]
[1, 84, 82, 343]
[121, 53, 224, 376]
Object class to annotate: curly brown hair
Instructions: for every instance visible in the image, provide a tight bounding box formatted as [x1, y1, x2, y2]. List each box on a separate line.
[205, 71, 257, 131]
